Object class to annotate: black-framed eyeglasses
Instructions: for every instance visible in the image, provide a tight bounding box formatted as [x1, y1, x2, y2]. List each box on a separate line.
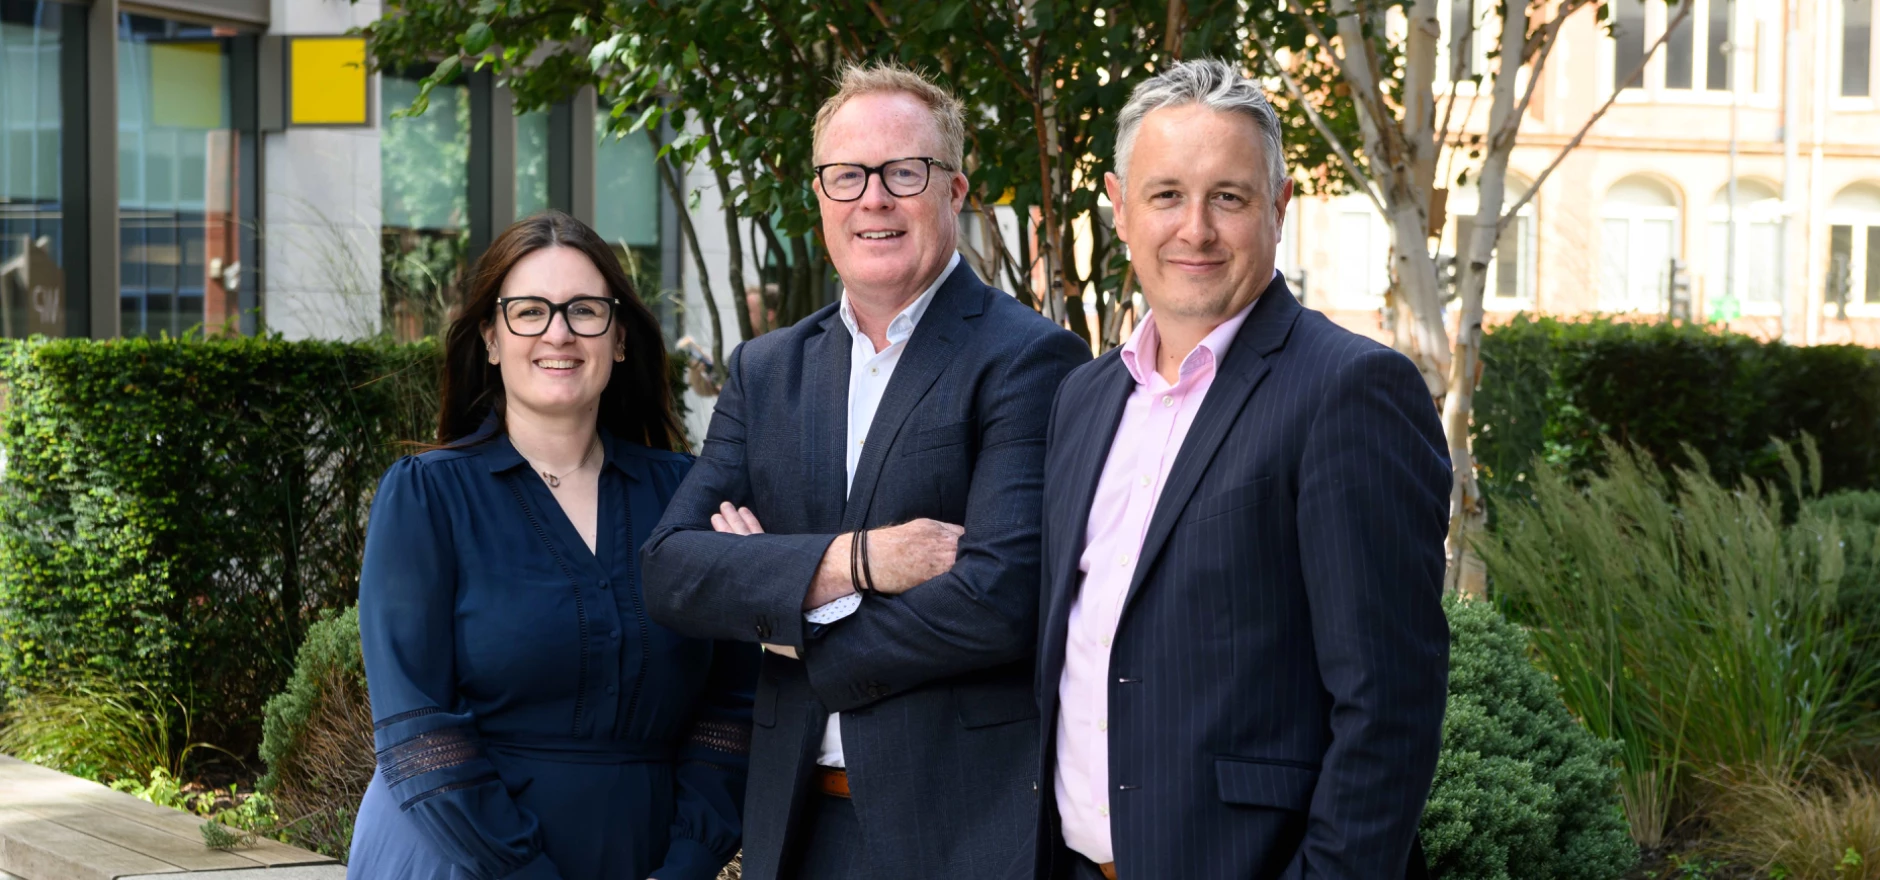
[813, 157, 956, 202]
[495, 296, 619, 337]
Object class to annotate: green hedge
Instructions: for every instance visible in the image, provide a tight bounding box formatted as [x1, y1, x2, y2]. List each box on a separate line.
[0, 337, 436, 752]
[1474, 317, 1880, 513]
[1422, 595, 1636, 880]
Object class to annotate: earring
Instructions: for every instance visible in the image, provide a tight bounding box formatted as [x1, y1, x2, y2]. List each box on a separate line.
[614, 345, 626, 363]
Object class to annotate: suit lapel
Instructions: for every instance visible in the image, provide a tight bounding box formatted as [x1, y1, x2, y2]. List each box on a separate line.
[1119, 277, 1303, 618]
[1039, 356, 1133, 713]
[839, 265, 985, 531]
[802, 314, 853, 533]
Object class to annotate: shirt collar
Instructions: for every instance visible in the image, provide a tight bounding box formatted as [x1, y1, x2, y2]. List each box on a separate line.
[1119, 295, 1260, 388]
[476, 418, 635, 481]
[837, 251, 961, 347]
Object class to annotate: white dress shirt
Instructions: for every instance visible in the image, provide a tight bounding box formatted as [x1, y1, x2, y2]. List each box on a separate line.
[809, 252, 960, 769]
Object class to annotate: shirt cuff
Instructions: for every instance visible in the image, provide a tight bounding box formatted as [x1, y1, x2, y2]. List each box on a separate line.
[804, 592, 862, 625]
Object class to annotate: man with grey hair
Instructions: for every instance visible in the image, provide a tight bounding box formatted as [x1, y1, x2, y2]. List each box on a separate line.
[1024, 59, 1450, 879]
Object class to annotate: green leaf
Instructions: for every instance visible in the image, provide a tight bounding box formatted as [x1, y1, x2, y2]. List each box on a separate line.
[462, 21, 494, 55]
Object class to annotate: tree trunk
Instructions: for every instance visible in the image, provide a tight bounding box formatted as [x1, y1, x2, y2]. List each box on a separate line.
[1441, 0, 1530, 595]
[709, 151, 755, 343]
[652, 135, 726, 381]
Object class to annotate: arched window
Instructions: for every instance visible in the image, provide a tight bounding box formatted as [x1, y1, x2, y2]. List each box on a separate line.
[1827, 183, 1880, 311]
[1600, 176, 1682, 313]
[1705, 179, 1783, 310]
[1445, 176, 1536, 309]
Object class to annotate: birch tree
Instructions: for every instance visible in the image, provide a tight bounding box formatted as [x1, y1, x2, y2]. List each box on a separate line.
[1255, 0, 1693, 589]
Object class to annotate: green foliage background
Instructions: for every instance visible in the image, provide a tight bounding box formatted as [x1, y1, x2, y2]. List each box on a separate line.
[1473, 317, 1880, 513]
[0, 337, 437, 752]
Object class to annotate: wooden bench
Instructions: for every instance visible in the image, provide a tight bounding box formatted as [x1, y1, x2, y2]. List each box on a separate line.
[0, 756, 341, 880]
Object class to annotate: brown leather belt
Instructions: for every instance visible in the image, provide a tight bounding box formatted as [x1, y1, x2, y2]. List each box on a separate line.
[814, 767, 851, 798]
[1098, 863, 1118, 880]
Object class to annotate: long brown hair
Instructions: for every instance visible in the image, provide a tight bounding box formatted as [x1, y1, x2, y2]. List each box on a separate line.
[436, 211, 685, 451]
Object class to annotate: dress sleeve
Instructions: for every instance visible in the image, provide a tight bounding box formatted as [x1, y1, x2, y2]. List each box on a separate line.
[654, 639, 759, 880]
[358, 457, 566, 880]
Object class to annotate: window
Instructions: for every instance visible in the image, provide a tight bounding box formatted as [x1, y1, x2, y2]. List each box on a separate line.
[1614, 0, 1647, 89]
[1826, 184, 1880, 309]
[1845, 0, 1874, 97]
[381, 70, 470, 341]
[0, 0, 69, 338]
[1447, 178, 1536, 305]
[1599, 176, 1681, 313]
[1447, 0, 1478, 81]
[117, 12, 240, 338]
[1705, 0, 1730, 90]
[1665, 0, 1695, 89]
[1332, 205, 1391, 309]
[1705, 180, 1782, 308]
[515, 108, 549, 219]
[594, 112, 661, 292]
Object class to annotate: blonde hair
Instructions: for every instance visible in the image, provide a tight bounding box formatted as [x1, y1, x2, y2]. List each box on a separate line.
[812, 62, 967, 170]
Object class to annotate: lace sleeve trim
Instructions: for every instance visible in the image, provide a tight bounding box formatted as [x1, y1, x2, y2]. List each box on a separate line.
[685, 717, 751, 756]
[378, 725, 484, 788]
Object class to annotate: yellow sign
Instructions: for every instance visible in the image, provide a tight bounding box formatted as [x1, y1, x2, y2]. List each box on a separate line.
[289, 37, 368, 126]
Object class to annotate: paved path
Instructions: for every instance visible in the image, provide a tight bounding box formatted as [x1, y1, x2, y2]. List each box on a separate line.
[0, 756, 342, 880]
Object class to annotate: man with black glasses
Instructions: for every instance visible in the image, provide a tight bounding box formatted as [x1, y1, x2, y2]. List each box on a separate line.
[642, 63, 1088, 880]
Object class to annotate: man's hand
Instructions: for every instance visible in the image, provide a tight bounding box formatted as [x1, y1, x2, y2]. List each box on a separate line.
[863, 519, 965, 594]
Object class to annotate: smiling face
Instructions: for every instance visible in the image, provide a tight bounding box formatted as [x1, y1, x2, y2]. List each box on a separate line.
[1107, 103, 1292, 329]
[814, 90, 968, 302]
[481, 245, 618, 423]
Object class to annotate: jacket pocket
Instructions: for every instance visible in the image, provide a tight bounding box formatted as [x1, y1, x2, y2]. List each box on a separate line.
[957, 680, 1040, 729]
[1215, 756, 1319, 811]
[902, 419, 974, 455]
[1183, 476, 1273, 524]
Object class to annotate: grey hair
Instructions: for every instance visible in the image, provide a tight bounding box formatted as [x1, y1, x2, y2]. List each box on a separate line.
[1114, 59, 1288, 197]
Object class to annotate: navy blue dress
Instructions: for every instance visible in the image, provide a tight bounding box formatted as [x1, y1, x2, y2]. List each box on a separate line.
[347, 426, 756, 880]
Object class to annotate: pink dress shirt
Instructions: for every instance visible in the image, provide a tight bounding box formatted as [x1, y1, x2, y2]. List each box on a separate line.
[1053, 299, 1257, 865]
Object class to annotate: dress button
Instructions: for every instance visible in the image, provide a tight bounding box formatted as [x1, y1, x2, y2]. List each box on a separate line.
[606, 684, 618, 695]
[610, 629, 621, 639]
[598, 579, 612, 591]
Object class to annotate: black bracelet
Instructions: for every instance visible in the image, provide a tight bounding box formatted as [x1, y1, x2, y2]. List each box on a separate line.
[849, 529, 867, 594]
[859, 527, 879, 596]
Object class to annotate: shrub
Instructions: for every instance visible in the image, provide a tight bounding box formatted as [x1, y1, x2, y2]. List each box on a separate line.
[258, 606, 372, 859]
[1474, 317, 1880, 514]
[1479, 440, 1867, 844]
[0, 678, 217, 783]
[1421, 595, 1636, 880]
[1806, 490, 1880, 726]
[0, 336, 436, 753]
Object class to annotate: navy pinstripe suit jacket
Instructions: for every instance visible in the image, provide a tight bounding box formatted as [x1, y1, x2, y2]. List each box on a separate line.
[642, 264, 1090, 880]
[1028, 276, 1451, 879]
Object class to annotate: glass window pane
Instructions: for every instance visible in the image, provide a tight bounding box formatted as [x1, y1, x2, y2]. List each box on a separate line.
[595, 113, 660, 248]
[116, 12, 232, 338]
[1615, 1, 1647, 88]
[1600, 218, 1631, 310]
[1666, 4, 1695, 89]
[381, 73, 469, 231]
[1845, 0, 1872, 96]
[1706, 0, 1730, 90]
[1337, 212, 1375, 302]
[380, 70, 470, 342]
[1866, 225, 1880, 303]
[1, 0, 68, 338]
[1495, 216, 1524, 298]
[514, 108, 549, 219]
[1636, 219, 1674, 311]
[1830, 224, 1854, 306]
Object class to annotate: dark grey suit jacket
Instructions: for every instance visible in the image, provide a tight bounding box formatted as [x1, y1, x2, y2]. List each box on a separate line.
[642, 263, 1090, 880]
[1029, 277, 1451, 879]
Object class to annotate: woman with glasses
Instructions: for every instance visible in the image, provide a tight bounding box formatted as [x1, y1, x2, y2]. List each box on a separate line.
[348, 211, 756, 880]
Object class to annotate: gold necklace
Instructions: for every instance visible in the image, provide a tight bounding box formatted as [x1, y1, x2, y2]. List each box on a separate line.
[533, 436, 599, 488]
